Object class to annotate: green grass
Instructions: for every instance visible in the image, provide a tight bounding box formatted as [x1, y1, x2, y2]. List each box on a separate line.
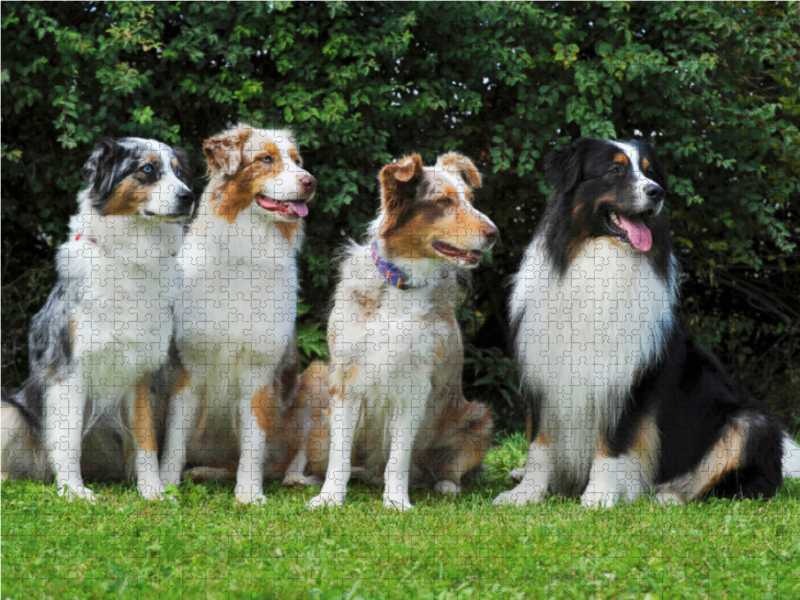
[2, 434, 799, 600]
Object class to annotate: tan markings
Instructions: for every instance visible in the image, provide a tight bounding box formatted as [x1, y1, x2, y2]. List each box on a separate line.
[133, 376, 157, 452]
[203, 124, 254, 175]
[613, 152, 629, 165]
[437, 152, 482, 188]
[103, 178, 151, 216]
[251, 384, 279, 432]
[442, 185, 459, 199]
[534, 431, 549, 447]
[630, 413, 660, 483]
[289, 149, 299, 163]
[276, 222, 299, 243]
[169, 366, 191, 397]
[595, 434, 610, 458]
[379, 154, 424, 221]
[693, 424, 747, 497]
[144, 153, 159, 165]
[69, 320, 77, 344]
[642, 157, 650, 170]
[426, 397, 493, 483]
[354, 293, 378, 319]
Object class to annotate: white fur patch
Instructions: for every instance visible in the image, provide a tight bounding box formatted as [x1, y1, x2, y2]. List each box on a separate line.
[509, 237, 678, 495]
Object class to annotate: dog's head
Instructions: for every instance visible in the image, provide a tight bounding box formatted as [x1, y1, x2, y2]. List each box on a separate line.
[544, 138, 669, 256]
[203, 124, 316, 223]
[81, 137, 195, 219]
[377, 152, 498, 269]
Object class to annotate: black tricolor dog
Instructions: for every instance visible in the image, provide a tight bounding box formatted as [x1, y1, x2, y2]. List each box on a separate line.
[1, 137, 194, 501]
[495, 138, 798, 507]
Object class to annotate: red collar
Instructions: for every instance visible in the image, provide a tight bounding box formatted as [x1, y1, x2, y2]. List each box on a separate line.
[75, 232, 100, 245]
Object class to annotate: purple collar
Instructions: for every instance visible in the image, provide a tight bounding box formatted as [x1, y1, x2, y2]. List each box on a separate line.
[370, 241, 410, 290]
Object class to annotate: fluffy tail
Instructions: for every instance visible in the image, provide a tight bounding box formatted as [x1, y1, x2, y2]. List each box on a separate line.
[1, 387, 48, 481]
[782, 432, 800, 480]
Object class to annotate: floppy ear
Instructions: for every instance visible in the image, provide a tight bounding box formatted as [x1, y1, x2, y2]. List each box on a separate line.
[81, 137, 119, 200]
[435, 152, 482, 189]
[203, 123, 253, 176]
[544, 139, 586, 193]
[380, 154, 424, 212]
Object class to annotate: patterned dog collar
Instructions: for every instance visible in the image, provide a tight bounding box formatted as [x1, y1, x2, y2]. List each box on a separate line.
[370, 241, 409, 290]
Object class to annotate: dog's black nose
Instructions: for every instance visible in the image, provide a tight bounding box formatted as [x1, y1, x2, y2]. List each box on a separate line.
[178, 189, 195, 211]
[644, 183, 663, 200]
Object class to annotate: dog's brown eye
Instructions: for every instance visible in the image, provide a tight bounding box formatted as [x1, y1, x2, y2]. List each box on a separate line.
[609, 166, 622, 175]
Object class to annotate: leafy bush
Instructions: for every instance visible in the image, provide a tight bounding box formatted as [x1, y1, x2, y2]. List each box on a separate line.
[3, 2, 799, 431]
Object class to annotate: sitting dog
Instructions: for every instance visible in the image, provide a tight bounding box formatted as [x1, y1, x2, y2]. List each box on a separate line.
[307, 152, 498, 510]
[495, 138, 797, 508]
[276, 361, 493, 494]
[1, 137, 195, 500]
[159, 124, 316, 504]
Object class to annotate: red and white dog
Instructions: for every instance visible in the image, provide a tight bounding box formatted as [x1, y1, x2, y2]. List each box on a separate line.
[159, 124, 316, 504]
[307, 152, 498, 510]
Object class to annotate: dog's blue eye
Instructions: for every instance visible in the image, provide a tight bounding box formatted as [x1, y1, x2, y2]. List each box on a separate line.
[262, 156, 273, 163]
[142, 165, 153, 174]
[174, 169, 181, 178]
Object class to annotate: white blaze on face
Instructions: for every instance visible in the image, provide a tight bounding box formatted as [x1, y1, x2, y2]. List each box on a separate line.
[613, 142, 662, 213]
[142, 139, 193, 216]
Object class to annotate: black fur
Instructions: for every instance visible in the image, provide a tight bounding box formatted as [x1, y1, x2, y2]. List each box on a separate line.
[542, 138, 672, 281]
[532, 138, 785, 501]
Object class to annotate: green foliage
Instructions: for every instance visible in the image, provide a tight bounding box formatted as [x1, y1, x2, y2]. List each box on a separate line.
[2, 2, 799, 427]
[3, 437, 800, 599]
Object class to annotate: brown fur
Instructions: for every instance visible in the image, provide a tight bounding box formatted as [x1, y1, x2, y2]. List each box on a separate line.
[297, 361, 493, 487]
[133, 376, 157, 452]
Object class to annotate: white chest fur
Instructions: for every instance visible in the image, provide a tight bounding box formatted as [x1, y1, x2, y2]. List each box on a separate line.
[510, 237, 677, 485]
[59, 215, 183, 387]
[177, 214, 299, 376]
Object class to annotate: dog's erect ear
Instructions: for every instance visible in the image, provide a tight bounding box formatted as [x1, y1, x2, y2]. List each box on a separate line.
[380, 154, 424, 212]
[435, 152, 481, 189]
[545, 139, 588, 193]
[203, 123, 254, 176]
[81, 137, 120, 199]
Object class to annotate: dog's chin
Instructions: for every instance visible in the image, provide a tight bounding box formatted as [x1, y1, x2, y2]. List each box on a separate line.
[139, 210, 189, 225]
[431, 240, 484, 268]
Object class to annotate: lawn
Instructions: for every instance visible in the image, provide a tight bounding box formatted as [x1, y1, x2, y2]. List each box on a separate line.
[2, 434, 799, 600]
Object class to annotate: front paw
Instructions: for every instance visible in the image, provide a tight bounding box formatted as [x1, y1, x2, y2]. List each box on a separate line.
[235, 491, 267, 505]
[434, 480, 461, 495]
[59, 484, 95, 502]
[383, 493, 413, 511]
[307, 492, 345, 509]
[580, 489, 620, 509]
[508, 467, 526, 484]
[492, 483, 546, 507]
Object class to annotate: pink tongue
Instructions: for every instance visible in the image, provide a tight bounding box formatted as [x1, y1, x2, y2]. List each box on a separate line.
[617, 214, 652, 252]
[286, 202, 309, 217]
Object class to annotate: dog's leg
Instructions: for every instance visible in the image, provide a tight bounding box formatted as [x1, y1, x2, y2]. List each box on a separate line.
[130, 375, 167, 500]
[493, 432, 551, 506]
[383, 387, 428, 511]
[159, 368, 200, 489]
[44, 375, 93, 501]
[308, 389, 358, 509]
[236, 378, 274, 505]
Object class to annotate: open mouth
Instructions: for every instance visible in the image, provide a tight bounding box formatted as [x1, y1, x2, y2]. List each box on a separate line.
[432, 241, 483, 265]
[256, 194, 309, 218]
[607, 211, 652, 252]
